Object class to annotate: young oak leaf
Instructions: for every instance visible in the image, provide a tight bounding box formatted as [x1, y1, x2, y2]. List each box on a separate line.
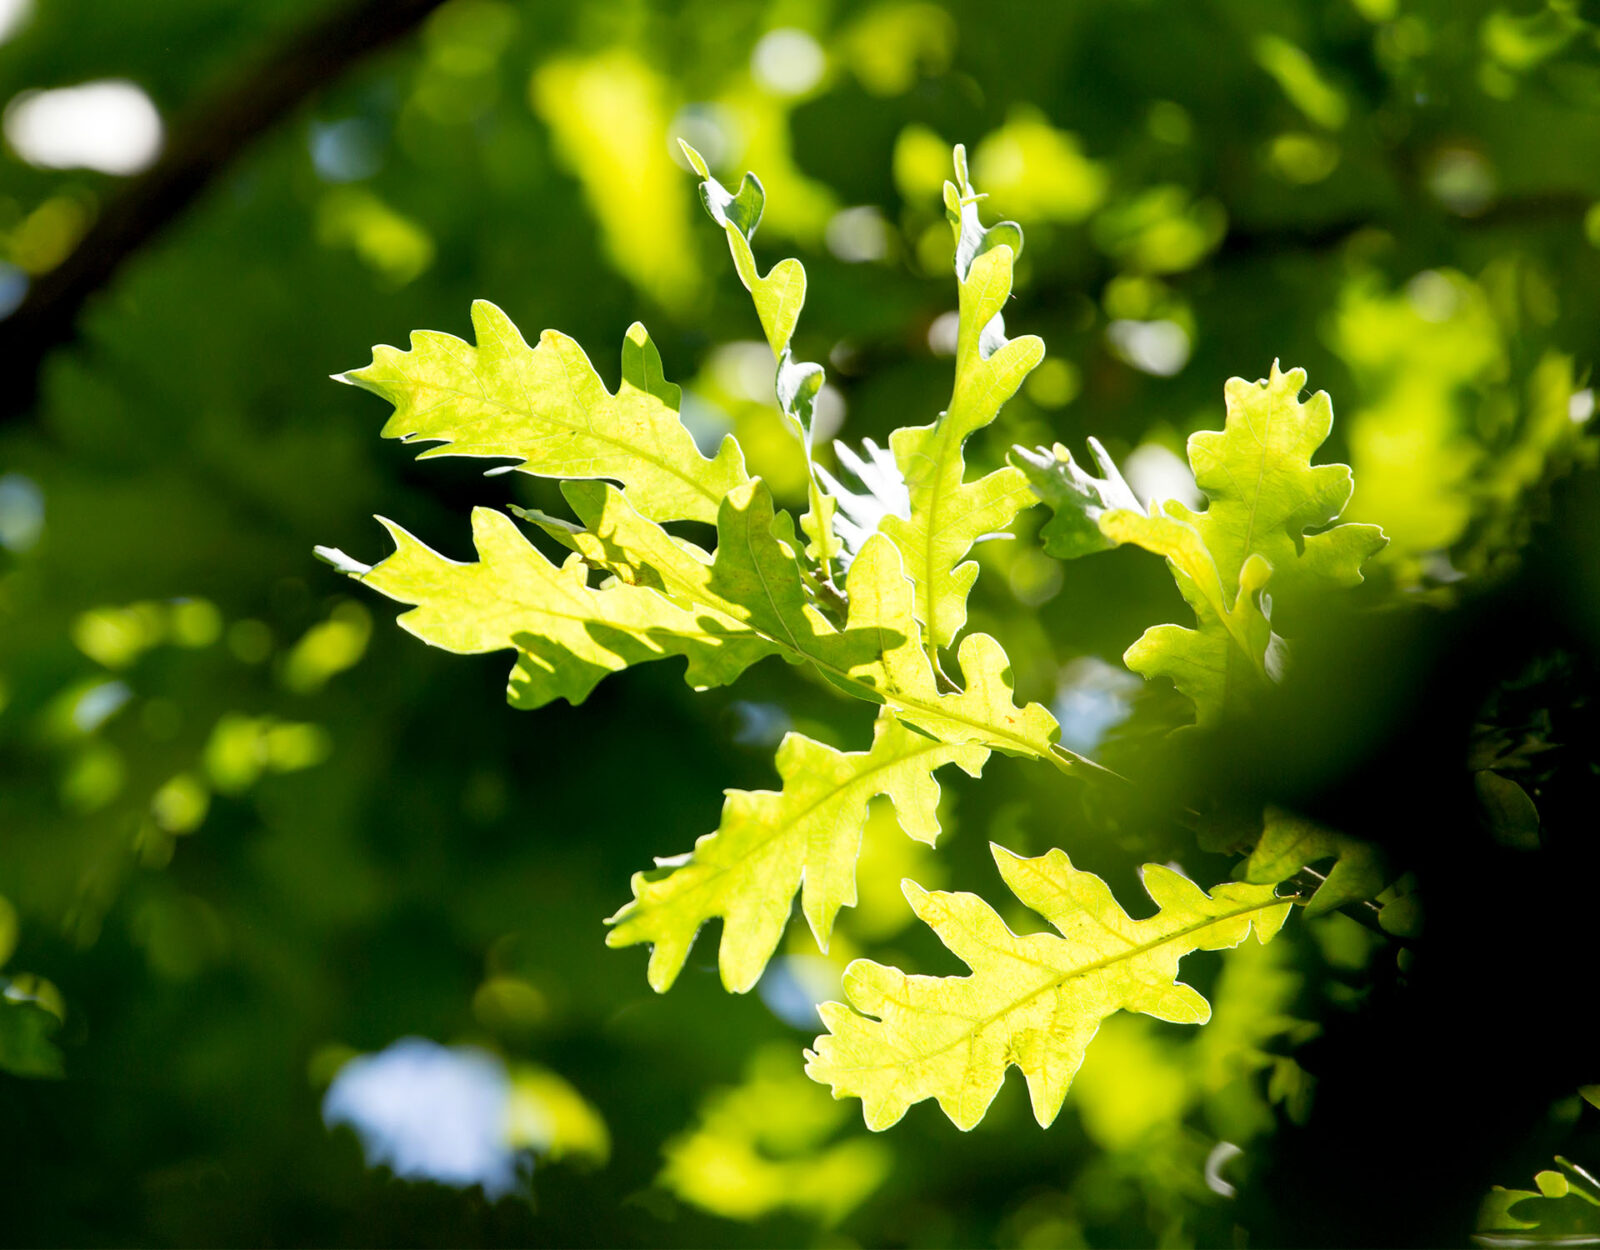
[839, 532, 1066, 769]
[602, 524, 1092, 996]
[340, 300, 748, 526]
[321, 474, 1072, 780]
[1009, 438, 1140, 561]
[1100, 516, 1282, 726]
[805, 845, 1291, 1131]
[548, 477, 1080, 773]
[1017, 363, 1387, 724]
[1166, 363, 1388, 601]
[317, 506, 780, 709]
[539, 477, 880, 696]
[510, 484, 1084, 995]
[681, 141, 839, 567]
[317, 475, 892, 710]
[880, 145, 1045, 653]
[606, 711, 986, 994]
[1013, 441, 1282, 717]
[1243, 806, 1387, 916]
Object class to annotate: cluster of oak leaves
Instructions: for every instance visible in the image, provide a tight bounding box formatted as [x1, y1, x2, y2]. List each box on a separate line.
[315, 145, 1391, 1137]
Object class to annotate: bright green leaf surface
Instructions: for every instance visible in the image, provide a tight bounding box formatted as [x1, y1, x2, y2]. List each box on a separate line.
[326, 503, 779, 710]
[1024, 363, 1386, 724]
[607, 712, 985, 993]
[1100, 514, 1279, 725]
[551, 477, 1068, 768]
[1171, 363, 1385, 598]
[12, 5, 1600, 1244]
[342, 300, 749, 526]
[328, 475, 1076, 776]
[806, 845, 1290, 1131]
[882, 147, 1044, 652]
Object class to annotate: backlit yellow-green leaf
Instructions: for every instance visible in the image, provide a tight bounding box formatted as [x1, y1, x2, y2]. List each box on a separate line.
[806, 844, 1290, 1131]
[341, 300, 748, 526]
[1175, 363, 1386, 599]
[549, 478, 1076, 772]
[324, 475, 1078, 783]
[838, 533, 1066, 767]
[881, 146, 1044, 652]
[607, 712, 985, 993]
[1020, 363, 1386, 723]
[326, 504, 779, 710]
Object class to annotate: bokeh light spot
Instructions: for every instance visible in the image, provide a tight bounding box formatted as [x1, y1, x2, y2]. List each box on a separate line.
[4, 80, 162, 174]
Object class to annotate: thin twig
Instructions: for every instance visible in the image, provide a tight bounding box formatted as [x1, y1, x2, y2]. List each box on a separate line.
[1282, 864, 1401, 943]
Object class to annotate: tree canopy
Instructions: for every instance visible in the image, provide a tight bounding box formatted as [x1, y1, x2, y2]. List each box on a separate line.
[2, 2, 1599, 1246]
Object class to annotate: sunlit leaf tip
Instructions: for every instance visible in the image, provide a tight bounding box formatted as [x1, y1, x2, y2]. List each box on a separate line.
[312, 545, 373, 578]
[683, 139, 838, 567]
[878, 146, 1044, 652]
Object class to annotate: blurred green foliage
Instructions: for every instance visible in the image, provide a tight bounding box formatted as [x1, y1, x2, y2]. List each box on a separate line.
[2, 0, 1599, 1245]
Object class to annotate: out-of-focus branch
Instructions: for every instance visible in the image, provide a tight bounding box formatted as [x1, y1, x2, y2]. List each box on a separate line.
[1217, 192, 1592, 259]
[0, 0, 449, 422]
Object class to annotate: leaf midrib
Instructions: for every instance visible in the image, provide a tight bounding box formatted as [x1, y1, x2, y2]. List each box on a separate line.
[834, 896, 1279, 1076]
[907, 260, 1004, 652]
[622, 729, 954, 914]
[1218, 390, 1273, 713]
[395, 372, 728, 513]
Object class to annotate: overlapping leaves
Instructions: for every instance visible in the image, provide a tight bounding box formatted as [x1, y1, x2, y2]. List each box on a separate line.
[321, 148, 1091, 999]
[1018, 362, 1387, 724]
[1243, 806, 1387, 918]
[599, 525, 1067, 993]
[326, 473, 1063, 767]
[322, 148, 1349, 1142]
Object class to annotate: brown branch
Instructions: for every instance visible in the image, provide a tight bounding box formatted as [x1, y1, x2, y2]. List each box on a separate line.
[0, 0, 449, 422]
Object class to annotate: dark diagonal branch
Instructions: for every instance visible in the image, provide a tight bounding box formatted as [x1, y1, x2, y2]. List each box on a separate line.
[1217, 191, 1592, 260]
[0, 0, 449, 422]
